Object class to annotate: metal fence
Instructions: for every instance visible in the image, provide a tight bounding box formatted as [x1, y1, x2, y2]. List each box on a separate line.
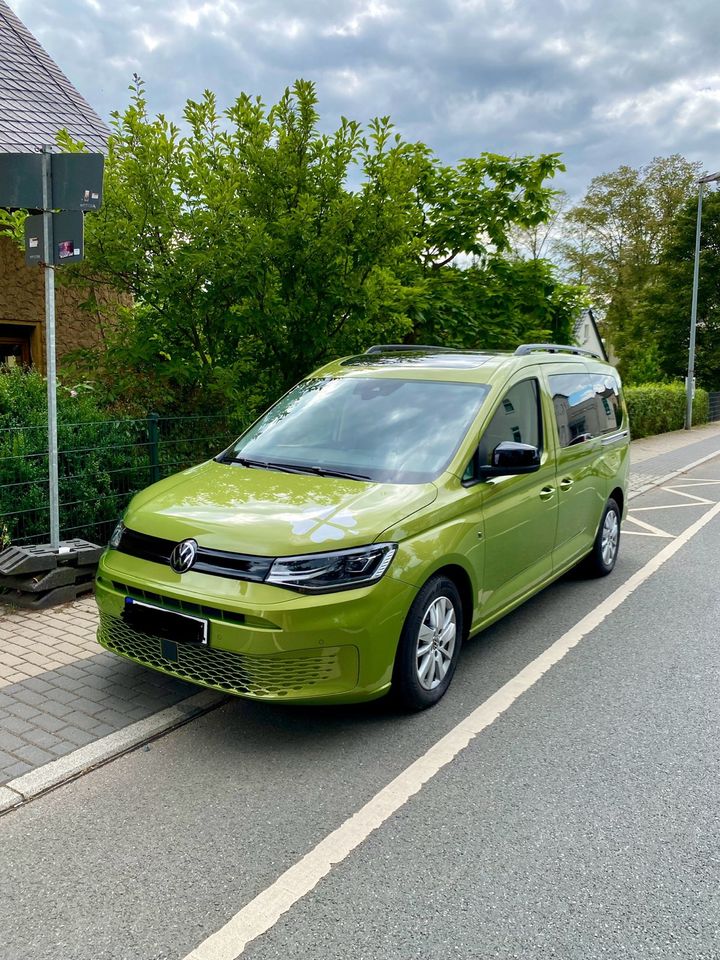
[709, 392, 720, 423]
[0, 413, 243, 548]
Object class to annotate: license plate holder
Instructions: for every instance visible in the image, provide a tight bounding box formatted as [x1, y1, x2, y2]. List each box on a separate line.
[122, 598, 208, 646]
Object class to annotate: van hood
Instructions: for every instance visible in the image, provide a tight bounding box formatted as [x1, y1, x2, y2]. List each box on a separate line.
[124, 460, 437, 555]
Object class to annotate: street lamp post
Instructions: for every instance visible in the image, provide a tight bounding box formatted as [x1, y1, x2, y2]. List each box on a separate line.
[686, 170, 720, 429]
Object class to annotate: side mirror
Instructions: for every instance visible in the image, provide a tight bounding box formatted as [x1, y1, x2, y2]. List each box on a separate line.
[479, 440, 541, 478]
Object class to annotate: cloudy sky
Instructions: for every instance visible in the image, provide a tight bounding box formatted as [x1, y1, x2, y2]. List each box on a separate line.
[10, 0, 720, 196]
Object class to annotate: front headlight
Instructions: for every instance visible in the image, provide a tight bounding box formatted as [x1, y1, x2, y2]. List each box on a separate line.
[108, 521, 125, 550]
[266, 543, 397, 593]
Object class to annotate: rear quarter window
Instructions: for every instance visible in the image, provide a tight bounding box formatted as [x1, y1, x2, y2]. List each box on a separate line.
[549, 370, 623, 447]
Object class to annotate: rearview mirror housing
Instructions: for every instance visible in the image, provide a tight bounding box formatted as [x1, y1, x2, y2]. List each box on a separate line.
[478, 440, 541, 478]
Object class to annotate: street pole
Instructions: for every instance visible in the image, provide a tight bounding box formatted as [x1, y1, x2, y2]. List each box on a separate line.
[685, 182, 703, 430]
[41, 144, 60, 549]
[686, 169, 720, 430]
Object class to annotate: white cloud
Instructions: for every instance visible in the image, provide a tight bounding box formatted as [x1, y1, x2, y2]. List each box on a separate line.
[6, 0, 720, 196]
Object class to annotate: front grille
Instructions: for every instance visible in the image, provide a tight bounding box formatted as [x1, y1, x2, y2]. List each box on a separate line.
[117, 527, 274, 582]
[99, 613, 345, 698]
[110, 581, 250, 627]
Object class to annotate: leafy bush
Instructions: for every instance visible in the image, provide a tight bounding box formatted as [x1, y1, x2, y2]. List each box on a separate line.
[625, 382, 709, 439]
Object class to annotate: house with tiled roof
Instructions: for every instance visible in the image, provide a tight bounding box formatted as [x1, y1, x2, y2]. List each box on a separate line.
[0, 0, 111, 368]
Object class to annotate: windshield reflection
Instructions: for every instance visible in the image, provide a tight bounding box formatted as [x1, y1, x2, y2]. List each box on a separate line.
[222, 376, 489, 484]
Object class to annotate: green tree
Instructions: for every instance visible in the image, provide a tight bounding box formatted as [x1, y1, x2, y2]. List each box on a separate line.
[411, 257, 582, 349]
[558, 155, 701, 380]
[56, 78, 581, 414]
[638, 189, 720, 388]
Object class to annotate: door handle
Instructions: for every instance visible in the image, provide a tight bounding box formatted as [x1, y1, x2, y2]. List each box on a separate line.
[559, 478, 574, 490]
[539, 486, 555, 501]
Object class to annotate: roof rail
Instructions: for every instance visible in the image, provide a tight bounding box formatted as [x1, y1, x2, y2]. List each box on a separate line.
[514, 343, 601, 360]
[364, 344, 454, 354]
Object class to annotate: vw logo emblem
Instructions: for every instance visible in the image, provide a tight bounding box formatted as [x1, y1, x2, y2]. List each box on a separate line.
[170, 539, 198, 574]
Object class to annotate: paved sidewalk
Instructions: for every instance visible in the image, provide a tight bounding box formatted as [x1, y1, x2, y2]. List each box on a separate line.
[0, 598, 195, 782]
[1, 421, 720, 786]
[629, 422, 720, 494]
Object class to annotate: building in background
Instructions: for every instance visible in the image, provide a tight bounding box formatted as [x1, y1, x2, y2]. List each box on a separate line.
[0, 0, 110, 369]
[573, 308, 609, 362]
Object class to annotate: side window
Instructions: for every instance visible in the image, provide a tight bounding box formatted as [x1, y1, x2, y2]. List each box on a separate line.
[477, 379, 542, 467]
[590, 374, 623, 432]
[550, 371, 622, 447]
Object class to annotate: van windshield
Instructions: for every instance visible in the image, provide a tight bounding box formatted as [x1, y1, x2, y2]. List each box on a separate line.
[222, 376, 490, 484]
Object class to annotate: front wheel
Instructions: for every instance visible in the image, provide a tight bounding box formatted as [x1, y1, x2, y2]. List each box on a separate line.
[392, 576, 464, 711]
[583, 497, 621, 577]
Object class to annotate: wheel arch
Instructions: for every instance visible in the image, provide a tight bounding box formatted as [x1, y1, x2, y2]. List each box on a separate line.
[430, 563, 474, 639]
[609, 486, 625, 519]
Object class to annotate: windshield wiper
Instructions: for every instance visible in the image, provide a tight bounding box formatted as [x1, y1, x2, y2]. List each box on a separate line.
[269, 462, 371, 481]
[220, 456, 274, 470]
[221, 455, 369, 481]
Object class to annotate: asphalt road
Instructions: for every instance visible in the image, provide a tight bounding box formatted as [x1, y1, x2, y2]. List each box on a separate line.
[2, 460, 720, 960]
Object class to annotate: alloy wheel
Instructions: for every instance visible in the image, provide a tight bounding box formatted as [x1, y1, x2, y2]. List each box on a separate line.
[601, 508, 619, 567]
[415, 595, 457, 690]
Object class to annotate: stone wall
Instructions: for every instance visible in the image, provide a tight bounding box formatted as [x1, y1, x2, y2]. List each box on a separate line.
[0, 233, 118, 366]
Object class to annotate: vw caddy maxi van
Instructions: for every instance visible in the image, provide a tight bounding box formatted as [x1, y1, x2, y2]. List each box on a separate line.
[96, 344, 630, 710]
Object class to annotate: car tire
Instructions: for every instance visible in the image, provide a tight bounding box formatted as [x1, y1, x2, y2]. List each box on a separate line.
[583, 497, 621, 577]
[392, 575, 464, 711]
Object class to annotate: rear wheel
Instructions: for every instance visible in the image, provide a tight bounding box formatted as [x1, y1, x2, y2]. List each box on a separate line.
[392, 576, 464, 711]
[583, 497, 621, 577]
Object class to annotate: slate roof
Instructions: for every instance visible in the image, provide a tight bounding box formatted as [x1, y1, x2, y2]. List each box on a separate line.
[0, 0, 110, 153]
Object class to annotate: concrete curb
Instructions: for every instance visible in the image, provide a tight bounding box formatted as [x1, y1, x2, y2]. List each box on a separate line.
[0, 689, 224, 814]
[629, 445, 720, 501]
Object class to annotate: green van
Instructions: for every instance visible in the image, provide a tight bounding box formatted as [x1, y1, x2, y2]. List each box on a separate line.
[95, 344, 629, 710]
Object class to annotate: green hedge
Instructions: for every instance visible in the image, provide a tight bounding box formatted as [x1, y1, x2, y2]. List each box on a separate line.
[0, 367, 241, 547]
[624, 382, 709, 440]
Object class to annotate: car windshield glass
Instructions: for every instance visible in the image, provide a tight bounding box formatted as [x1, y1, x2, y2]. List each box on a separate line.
[223, 376, 490, 484]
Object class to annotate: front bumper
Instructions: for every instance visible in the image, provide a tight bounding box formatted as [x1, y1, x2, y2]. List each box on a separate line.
[95, 549, 416, 705]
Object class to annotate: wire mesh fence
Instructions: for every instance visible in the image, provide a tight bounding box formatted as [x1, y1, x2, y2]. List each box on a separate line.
[0, 413, 244, 548]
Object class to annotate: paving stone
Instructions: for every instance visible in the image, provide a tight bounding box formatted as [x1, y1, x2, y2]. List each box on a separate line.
[21, 728, 60, 750]
[0, 731, 26, 752]
[58, 664, 94, 680]
[0, 749, 18, 768]
[39, 674, 80, 693]
[5, 702, 41, 721]
[41, 700, 75, 720]
[89, 722, 119, 738]
[5, 687, 46, 707]
[2, 760, 32, 779]
[48, 742, 77, 758]
[12, 743, 55, 766]
[94, 708, 134, 728]
[69, 685, 111, 704]
[53, 726, 95, 748]
[18, 676, 54, 694]
[65, 698, 107, 718]
[48, 687, 78, 705]
[2, 716, 33, 736]
[31, 714, 68, 734]
[121, 704, 158, 722]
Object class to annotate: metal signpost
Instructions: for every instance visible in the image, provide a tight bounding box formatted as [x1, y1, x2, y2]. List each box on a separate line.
[0, 148, 104, 607]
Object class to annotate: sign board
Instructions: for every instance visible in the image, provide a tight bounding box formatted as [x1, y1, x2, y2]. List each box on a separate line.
[0, 154, 44, 209]
[51, 154, 104, 210]
[25, 211, 84, 266]
[0, 152, 103, 210]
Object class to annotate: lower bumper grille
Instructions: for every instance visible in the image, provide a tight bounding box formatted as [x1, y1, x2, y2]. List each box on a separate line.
[98, 613, 351, 699]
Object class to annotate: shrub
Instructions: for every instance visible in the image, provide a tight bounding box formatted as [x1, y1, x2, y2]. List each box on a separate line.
[625, 382, 709, 439]
[0, 367, 241, 546]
